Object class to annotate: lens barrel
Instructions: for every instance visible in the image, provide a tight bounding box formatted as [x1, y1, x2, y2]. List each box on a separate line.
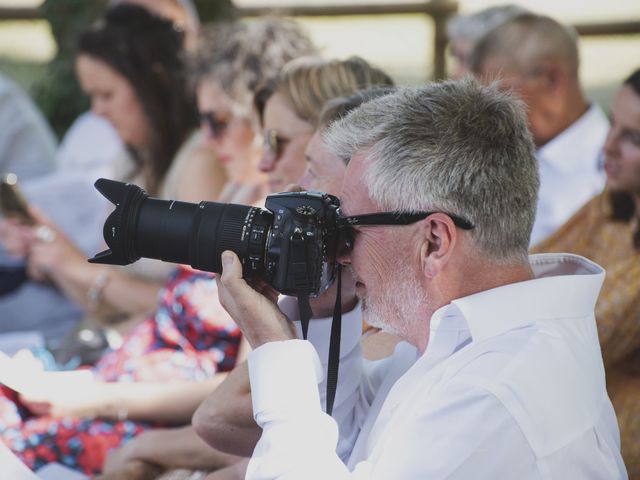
[90, 179, 272, 278]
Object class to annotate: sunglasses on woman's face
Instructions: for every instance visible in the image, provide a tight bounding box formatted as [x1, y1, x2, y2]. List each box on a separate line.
[199, 111, 230, 138]
[263, 129, 288, 160]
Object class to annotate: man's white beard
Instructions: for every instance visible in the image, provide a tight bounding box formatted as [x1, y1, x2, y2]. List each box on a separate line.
[362, 266, 428, 340]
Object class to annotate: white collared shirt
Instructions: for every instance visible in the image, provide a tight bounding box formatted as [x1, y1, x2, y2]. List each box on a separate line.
[247, 254, 627, 479]
[531, 104, 609, 246]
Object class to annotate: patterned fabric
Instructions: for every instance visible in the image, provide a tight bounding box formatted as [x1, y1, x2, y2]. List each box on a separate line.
[533, 191, 640, 478]
[0, 266, 242, 475]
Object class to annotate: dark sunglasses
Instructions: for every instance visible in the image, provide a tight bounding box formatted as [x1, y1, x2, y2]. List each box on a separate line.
[335, 209, 474, 250]
[199, 111, 229, 138]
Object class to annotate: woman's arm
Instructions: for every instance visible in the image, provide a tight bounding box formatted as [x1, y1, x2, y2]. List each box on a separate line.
[25, 208, 161, 316]
[20, 375, 228, 424]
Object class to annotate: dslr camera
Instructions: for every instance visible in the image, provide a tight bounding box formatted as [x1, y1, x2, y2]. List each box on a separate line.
[89, 178, 344, 296]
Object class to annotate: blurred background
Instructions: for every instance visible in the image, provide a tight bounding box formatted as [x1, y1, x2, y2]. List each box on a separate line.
[1, 0, 639, 138]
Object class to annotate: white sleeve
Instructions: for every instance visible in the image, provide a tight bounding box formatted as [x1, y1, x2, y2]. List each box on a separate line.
[247, 295, 367, 478]
[248, 340, 349, 479]
[247, 350, 536, 480]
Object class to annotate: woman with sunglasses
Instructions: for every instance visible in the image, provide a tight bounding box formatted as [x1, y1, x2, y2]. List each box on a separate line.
[0, 4, 228, 341]
[189, 19, 316, 207]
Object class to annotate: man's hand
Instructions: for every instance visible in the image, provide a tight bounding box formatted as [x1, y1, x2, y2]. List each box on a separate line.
[216, 251, 297, 348]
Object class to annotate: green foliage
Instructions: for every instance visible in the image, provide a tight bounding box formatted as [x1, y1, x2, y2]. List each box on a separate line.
[32, 0, 106, 139]
[31, 0, 238, 140]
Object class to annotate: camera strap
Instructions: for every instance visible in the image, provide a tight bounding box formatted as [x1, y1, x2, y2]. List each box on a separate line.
[296, 265, 342, 417]
[326, 265, 342, 416]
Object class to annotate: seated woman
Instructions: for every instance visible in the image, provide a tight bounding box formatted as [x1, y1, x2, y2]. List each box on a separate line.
[0, 4, 226, 344]
[0, 15, 315, 477]
[532, 67, 640, 477]
[98, 58, 396, 480]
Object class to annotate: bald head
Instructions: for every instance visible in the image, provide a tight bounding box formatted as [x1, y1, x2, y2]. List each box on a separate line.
[470, 13, 579, 80]
[469, 13, 587, 147]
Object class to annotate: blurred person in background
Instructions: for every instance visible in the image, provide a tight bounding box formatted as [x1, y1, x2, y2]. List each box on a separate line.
[98, 59, 395, 480]
[0, 4, 211, 361]
[470, 12, 609, 246]
[192, 56, 396, 462]
[0, 73, 57, 181]
[533, 67, 640, 478]
[446, 4, 529, 80]
[189, 18, 316, 206]
[57, 0, 204, 182]
[0, 15, 317, 477]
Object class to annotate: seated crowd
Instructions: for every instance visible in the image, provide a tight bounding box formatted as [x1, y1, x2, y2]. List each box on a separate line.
[0, 1, 636, 479]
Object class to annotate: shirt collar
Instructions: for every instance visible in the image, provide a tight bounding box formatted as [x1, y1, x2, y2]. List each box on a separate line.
[435, 253, 604, 344]
[536, 103, 609, 174]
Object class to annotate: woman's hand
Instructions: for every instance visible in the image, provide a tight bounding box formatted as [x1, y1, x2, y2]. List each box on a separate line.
[94, 460, 162, 480]
[18, 372, 104, 418]
[25, 208, 88, 283]
[102, 434, 150, 475]
[0, 217, 34, 258]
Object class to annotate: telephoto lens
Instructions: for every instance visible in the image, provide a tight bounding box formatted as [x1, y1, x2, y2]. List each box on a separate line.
[89, 178, 273, 279]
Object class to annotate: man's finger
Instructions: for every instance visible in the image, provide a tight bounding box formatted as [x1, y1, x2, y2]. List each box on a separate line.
[218, 250, 250, 303]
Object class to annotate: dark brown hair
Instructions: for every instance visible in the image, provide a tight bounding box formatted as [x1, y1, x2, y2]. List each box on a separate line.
[77, 4, 197, 194]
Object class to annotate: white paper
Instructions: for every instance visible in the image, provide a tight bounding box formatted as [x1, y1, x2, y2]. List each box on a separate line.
[36, 463, 88, 480]
[0, 441, 39, 479]
[0, 351, 93, 394]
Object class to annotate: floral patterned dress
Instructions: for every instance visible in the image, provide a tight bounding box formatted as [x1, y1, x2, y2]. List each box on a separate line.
[0, 266, 242, 475]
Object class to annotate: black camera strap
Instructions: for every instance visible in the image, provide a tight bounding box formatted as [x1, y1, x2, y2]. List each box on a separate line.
[296, 266, 342, 417]
[326, 265, 342, 416]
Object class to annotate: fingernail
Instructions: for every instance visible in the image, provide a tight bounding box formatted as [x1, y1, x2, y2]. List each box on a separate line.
[222, 251, 233, 267]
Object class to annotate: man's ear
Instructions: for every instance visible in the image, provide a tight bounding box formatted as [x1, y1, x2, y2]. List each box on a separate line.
[418, 214, 457, 279]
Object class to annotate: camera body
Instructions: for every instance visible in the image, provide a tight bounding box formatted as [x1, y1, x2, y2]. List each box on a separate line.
[89, 179, 341, 296]
[262, 191, 340, 295]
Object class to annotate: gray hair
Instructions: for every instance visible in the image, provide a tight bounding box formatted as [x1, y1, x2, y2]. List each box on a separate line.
[470, 13, 580, 78]
[446, 4, 530, 45]
[189, 17, 316, 117]
[326, 78, 539, 264]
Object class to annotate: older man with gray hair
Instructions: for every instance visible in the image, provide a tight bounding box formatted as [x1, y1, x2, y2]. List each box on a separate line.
[215, 79, 626, 478]
[470, 13, 609, 246]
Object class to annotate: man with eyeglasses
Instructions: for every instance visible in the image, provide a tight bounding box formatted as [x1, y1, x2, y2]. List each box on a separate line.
[215, 79, 626, 478]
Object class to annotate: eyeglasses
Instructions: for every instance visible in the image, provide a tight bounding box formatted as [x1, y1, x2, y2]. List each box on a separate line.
[263, 129, 291, 162]
[199, 111, 229, 138]
[335, 209, 474, 250]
